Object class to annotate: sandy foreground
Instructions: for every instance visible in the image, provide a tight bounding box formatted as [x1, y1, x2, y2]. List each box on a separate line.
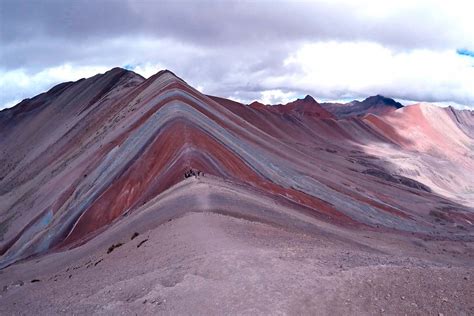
[1, 211, 472, 315]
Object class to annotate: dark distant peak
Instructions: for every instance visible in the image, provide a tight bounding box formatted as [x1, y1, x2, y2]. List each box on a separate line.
[362, 95, 403, 109]
[91, 67, 145, 90]
[104, 67, 145, 80]
[248, 101, 267, 109]
[98, 67, 129, 78]
[154, 69, 176, 77]
[302, 95, 317, 103]
[249, 101, 265, 106]
[283, 94, 319, 106]
[81, 67, 145, 89]
[282, 95, 334, 118]
[322, 95, 403, 118]
[108, 66, 128, 74]
[97, 67, 129, 78]
[1, 67, 145, 118]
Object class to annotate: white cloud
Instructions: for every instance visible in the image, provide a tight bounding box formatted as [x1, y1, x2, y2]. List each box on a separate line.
[259, 90, 301, 105]
[2, 40, 473, 110]
[273, 41, 474, 107]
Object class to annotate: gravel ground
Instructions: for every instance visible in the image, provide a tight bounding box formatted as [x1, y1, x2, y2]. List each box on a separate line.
[1, 212, 472, 315]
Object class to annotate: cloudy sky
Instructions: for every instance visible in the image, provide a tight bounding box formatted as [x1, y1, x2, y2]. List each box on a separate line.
[1, 0, 473, 109]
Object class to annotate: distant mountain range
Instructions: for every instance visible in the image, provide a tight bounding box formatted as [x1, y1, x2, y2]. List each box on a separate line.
[320, 95, 404, 118]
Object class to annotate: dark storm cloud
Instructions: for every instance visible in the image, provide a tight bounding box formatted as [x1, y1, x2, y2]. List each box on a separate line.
[1, 0, 470, 70]
[0, 0, 473, 109]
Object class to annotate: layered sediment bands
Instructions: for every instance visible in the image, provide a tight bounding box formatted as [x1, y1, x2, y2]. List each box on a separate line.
[1, 68, 473, 269]
[361, 104, 474, 206]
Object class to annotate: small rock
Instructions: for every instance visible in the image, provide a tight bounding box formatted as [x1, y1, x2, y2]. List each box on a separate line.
[107, 242, 124, 254]
[137, 239, 148, 248]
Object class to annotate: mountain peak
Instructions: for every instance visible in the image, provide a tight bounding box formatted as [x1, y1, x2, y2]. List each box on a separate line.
[148, 69, 182, 81]
[303, 95, 317, 103]
[362, 95, 403, 109]
[102, 67, 145, 80]
[248, 100, 266, 108]
[320, 95, 403, 118]
[282, 95, 334, 119]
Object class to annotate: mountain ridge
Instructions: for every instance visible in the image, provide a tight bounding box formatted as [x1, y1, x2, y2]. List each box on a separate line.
[0, 67, 473, 271]
[320, 94, 403, 118]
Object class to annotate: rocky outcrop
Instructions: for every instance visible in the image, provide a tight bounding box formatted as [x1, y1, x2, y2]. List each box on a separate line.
[321, 95, 403, 118]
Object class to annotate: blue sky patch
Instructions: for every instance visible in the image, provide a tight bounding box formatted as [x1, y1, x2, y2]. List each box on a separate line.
[123, 64, 136, 70]
[456, 48, 474, 57]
